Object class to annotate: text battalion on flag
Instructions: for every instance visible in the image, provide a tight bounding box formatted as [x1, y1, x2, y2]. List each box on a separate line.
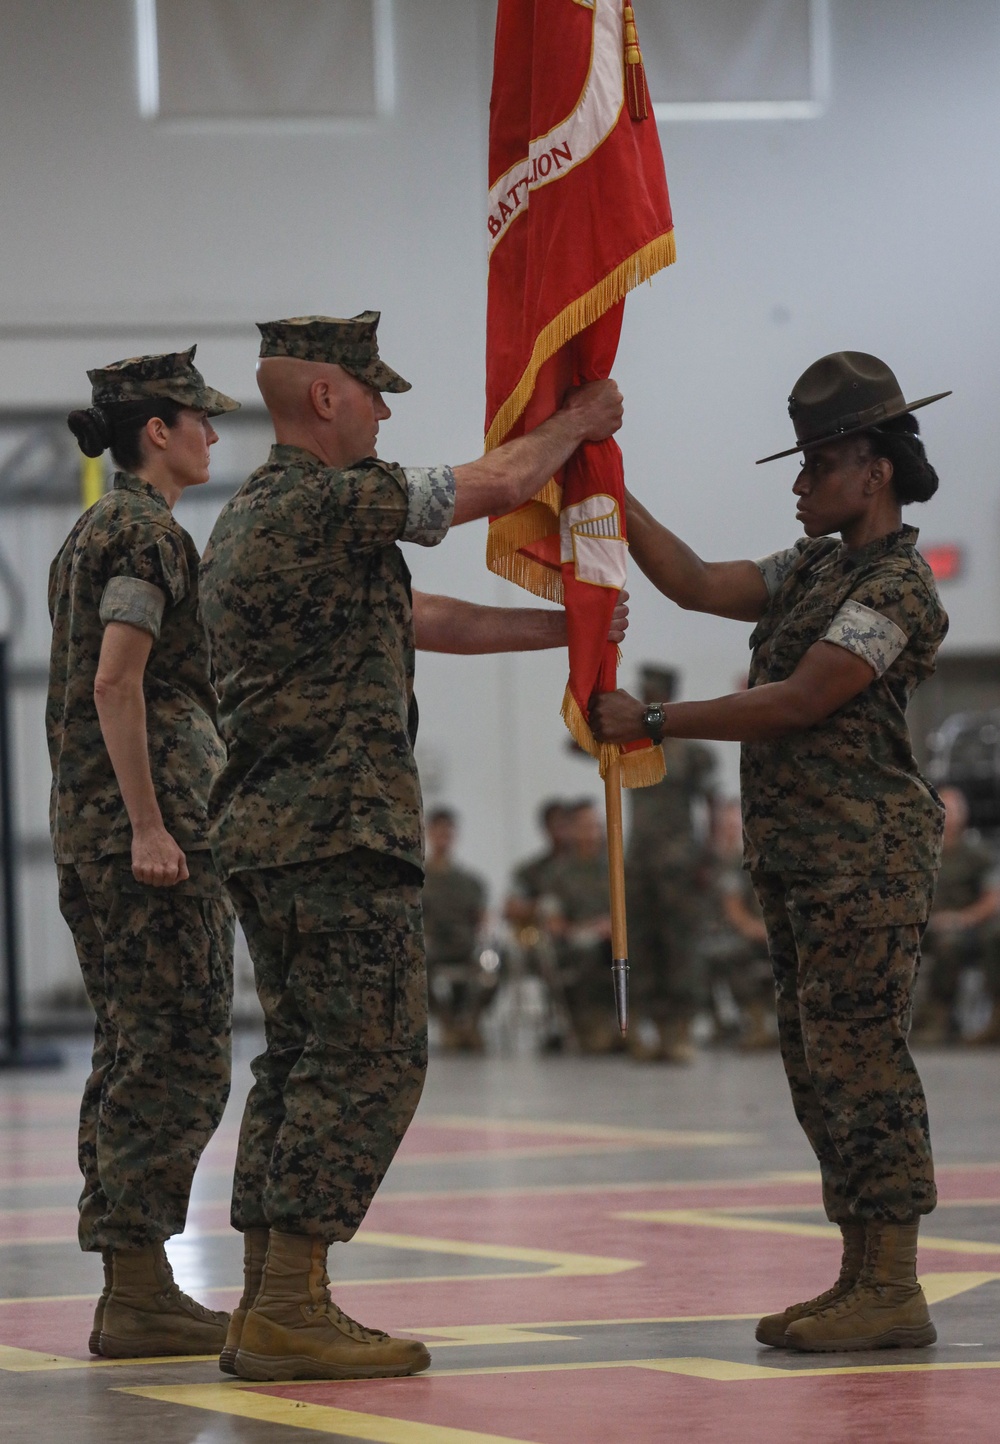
[487, 0, 624, 254]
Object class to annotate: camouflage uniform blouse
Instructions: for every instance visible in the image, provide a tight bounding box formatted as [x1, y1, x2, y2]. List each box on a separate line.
[199, 444, 455, 878]
[423, 863, 487, 968]
[742, 524, 947, 877]
[47, 473, 224, 863]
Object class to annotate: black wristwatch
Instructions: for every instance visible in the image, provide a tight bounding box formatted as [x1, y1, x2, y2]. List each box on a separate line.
[643, 703, 666, 743]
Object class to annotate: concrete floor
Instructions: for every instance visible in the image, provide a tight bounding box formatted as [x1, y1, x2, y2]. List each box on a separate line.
[2, 1032, 998, 1443]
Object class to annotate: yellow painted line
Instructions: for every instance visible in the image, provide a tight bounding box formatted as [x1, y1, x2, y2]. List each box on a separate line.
[419, 1113, 756, 1147]
[616, 1208, 1000, 1258]
[374, 1173, 826, 1205]
[118, 1383, 534, 1443]
[0, 1343, 218, 1373]
[413, 1323, 585, 1347]
[391, 1141, 734, 1166]
[921, 1271, 1000, 1304]
[405, 1275, 1000, 1343]
[909, 1236, 1000, 1258]
[359, 1230, 639, 1277]
[0, 1205, 77, 1218]
[706, 1198, 1000, 1214]
[617, 1208, 842, 1241]
[638, 1356, 1000, 1382]
[0, 1162, 237, 1190]
[403, 1356, 1000, 1381]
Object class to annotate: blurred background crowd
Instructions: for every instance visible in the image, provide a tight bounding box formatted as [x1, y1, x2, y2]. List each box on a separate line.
[423, 665, 1000, 1062]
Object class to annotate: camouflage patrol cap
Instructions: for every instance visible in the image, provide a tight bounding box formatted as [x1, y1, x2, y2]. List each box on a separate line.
[256, 312, 411, 393]
[87, 346, 240, 417]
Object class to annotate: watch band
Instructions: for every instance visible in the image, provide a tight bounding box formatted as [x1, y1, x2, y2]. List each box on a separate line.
[643, 703, 666, 744]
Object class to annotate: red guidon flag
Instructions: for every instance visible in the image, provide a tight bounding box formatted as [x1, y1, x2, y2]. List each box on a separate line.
[485, 0, 675, 786]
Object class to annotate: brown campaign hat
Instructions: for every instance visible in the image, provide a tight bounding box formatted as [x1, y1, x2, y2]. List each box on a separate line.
[256, 312, 411, 393]
[87, 346, 239, 417]
[757, 351, 951, 464]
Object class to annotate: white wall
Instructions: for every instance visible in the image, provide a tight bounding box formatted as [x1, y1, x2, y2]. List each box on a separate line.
[2, 0, 999, 1004]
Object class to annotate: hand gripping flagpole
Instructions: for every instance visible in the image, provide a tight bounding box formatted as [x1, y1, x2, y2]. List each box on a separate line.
[604, 749, 629, 1035]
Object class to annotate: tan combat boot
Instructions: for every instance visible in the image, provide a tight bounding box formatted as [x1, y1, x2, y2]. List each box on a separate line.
[756, 1220, 866, 1347]
[784, 1221, 936, 1352]
[234, 1230, 431, 1381]
[98, 1242, 230, 1358]
[219, 1227, 269, 1375]
[88, 1250, 113, 1355]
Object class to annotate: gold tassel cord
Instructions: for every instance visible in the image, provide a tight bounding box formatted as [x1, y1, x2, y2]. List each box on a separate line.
[623, 4, 650, 122]
[561, 687, 666, 788]
[485, 230, 676, 454]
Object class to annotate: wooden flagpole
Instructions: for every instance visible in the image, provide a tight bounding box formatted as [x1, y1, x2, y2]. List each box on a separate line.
[604, 750, 629, 1035]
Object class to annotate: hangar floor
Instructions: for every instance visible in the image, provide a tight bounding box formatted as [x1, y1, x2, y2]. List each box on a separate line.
[2, 1034, 998, 1444]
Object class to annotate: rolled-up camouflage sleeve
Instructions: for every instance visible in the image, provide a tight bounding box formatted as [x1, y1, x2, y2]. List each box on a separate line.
[99, 576, 167, 638]
[823, 599, 908, 677]
[401, 465, 456, 547]
[755, 541, 809, 597]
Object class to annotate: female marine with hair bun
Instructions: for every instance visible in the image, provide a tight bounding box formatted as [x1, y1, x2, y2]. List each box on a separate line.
[590, 352, 951, 1355]
[48, 348, 239, 1360]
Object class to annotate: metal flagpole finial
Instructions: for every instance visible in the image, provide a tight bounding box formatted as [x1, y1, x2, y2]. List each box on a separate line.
[611, 958, 629, 1036]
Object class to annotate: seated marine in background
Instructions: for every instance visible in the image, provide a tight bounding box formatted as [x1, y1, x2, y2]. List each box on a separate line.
[422, 807, 492, 1050]
[912, 786, 1000, 1044]
[625, 664, 717, 1064]
[541, 799, 618, 1053]
[700, 797, 777, 1050]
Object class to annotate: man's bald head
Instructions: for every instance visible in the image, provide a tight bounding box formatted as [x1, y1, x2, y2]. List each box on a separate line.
[256, 356, 347, 424]
[256, 356, 391, 469]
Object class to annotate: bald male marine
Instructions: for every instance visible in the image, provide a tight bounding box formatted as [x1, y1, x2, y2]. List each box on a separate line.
[199, 312, 624, 1383]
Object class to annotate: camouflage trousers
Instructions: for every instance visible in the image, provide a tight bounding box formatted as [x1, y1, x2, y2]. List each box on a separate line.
[626, 858, 703, 1019]
[753, 870, 937, 1224]
[226, 850, 427, 1244]
[58, 853, 234, 1252]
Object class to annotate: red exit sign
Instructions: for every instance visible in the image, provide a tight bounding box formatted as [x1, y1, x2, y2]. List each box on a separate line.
[921, 543, 964, 581]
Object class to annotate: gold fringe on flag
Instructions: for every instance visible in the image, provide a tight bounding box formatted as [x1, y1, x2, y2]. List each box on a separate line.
[623, 4, 650, 122]
[485, 230, 676, 454]
[562, 686, 666, 788]
[485, 477, 565, 601]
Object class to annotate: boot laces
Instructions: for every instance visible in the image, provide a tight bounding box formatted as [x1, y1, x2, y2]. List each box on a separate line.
[314, 1261, 387, 1342]
[326, 1297, 388, 1343]
[155, 1282, 222, 1322]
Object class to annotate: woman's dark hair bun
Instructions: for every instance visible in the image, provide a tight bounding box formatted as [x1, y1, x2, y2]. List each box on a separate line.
[66, 405, 112, 458]
[865, 412, 939, 506]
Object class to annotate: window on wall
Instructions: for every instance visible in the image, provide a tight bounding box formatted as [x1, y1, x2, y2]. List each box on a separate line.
[639, 0, 829, 121]
[135, 0, 394, 123]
